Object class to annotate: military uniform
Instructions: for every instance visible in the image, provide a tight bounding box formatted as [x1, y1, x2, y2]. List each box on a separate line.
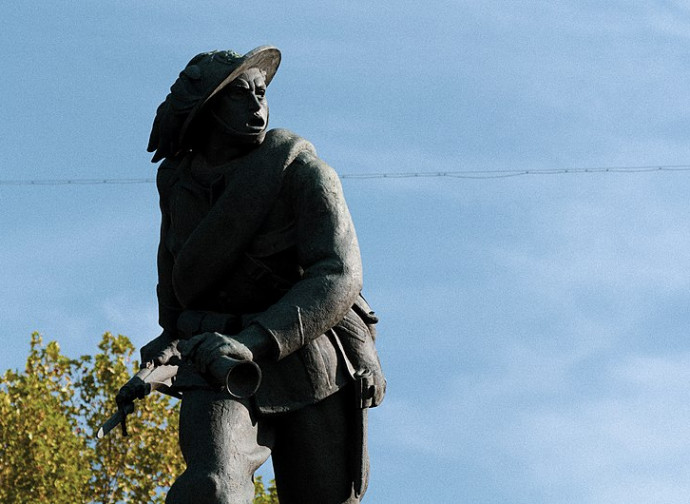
[154, 129, 384, 503]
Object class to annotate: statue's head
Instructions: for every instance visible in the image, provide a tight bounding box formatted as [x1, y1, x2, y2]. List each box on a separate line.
[148, 46, 281, 162]
[206, 66, 269, 145]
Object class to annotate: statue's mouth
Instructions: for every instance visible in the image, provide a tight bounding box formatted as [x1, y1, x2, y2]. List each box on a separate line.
[236, 125, 265, 138]
[243, 123, 265, 132]
[245, 114, 266, 130]
[212, 110, 267, 137]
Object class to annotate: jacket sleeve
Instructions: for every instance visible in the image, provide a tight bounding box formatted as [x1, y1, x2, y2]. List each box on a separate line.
[156, 160, 183, 334]
[247, 152, 363, 360]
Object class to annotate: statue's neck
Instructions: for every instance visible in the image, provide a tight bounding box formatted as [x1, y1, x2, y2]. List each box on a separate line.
[190, 131, 267, 187]
[198, 127, 265, 167]
[200, 141, 249, 167]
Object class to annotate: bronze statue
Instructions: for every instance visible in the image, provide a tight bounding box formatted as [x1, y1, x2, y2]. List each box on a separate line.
[118, 46, 385, 504]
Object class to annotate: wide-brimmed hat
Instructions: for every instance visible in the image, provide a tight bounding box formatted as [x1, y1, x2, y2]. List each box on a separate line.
[148, 46, 281, 162]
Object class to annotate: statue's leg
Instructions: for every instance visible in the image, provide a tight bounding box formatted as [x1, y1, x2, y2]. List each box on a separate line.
[271, 387, 365, 504]
[166, 388, 273, 504]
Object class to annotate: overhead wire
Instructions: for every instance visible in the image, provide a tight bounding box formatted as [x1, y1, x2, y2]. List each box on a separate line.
[1, 165, 690, 186]
[0, 178, 156, 186]
[339, 165, 690, 180]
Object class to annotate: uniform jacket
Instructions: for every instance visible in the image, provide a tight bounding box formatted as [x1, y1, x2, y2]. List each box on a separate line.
[155, 129, 380, 414]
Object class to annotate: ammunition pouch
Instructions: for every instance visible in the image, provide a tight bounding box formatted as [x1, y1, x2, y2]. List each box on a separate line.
[332, 295, 386, 408]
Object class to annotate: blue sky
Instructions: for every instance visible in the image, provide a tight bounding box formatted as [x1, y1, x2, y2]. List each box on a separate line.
[3, 1, 690, 502]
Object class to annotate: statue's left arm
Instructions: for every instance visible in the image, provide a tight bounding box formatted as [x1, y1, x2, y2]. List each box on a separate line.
[238, 151, 363, 360]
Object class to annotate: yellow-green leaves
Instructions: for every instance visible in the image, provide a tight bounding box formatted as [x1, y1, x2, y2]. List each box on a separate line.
[0, 333, 90, 503]
[0, 332, 279, 503]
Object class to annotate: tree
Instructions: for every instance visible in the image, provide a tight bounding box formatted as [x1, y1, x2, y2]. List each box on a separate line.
[253, 476, 280, 504]
[0, 333, 90, 503]
[0, 332, 278, 503]
[75, 332, 185, 503]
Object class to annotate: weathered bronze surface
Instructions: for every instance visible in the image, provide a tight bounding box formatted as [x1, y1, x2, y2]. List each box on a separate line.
[119, 46, 385, 504]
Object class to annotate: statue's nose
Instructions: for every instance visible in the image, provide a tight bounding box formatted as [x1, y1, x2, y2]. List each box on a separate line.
[248, 93, 263, 110]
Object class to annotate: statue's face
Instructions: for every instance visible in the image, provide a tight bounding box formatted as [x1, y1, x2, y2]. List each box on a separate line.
[211, 67, 268, 141]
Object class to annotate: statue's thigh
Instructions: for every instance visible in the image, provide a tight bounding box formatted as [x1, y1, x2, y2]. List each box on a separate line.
[271, 388, 360, 504]
[178, 388, 272, 480]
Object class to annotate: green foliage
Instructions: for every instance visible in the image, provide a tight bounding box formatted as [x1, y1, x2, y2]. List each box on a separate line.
[253, 476, 279, 504]
[74, 332, 185, 503]
[0, 332, 279, 504]
[0, 333, 90, 503]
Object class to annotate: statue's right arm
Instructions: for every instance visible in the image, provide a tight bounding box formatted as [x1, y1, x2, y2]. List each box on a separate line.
[139, 219, 181, 366]
[140, 162, 183, 367]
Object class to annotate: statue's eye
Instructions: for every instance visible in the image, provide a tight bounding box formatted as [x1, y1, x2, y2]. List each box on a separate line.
[256, 88, 266, 99]
[225, 83, 251, 99]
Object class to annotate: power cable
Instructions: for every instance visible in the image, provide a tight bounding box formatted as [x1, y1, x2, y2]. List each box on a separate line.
[0, 178, 155, 186]
[1, 165, 690, 186]
[340, 165, 690, 179]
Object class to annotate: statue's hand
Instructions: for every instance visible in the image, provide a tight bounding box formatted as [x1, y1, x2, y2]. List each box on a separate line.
[115, 377, 147, 410]
[355, 369, 387, 409]
[140, 331, 181, 367]
[177, 332, 254, 374]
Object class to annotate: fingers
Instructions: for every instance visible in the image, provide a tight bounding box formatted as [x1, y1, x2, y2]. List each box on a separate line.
[176, 339, 190, 355]
[115, 381, 146, 408]
[197, 338, 230, 359]
[354, 370, 386, 408]
[371, 377, 386, 407]
[176, 334, 207, 358]
[115, 389, 131, 408]
[142, 343, 160, 364]
[213, 343, 253, 362]
[142, 346, 174, 367]
[177, 332, 253, 374]
[181, 333, 250, 359]
[155, 345, 182, 366]
[140, 332, 179, 367]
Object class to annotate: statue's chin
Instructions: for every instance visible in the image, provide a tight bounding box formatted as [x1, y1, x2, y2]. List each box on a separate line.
[216, 124, 267, 146]
[212, 112, 267, 145]
[227, 129, 266, 145]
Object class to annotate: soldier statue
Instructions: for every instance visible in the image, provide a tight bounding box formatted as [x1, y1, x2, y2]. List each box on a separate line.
[120, 46, 385, 504]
